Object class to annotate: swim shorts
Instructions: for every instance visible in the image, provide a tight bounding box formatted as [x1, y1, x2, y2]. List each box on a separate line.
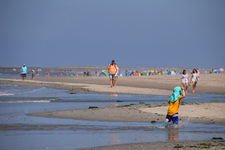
[109, 74, 115, 79]
[21, 74, 26, 78]
[166, 113, 178, 124]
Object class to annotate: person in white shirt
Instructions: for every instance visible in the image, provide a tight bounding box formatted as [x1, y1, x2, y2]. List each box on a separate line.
[190, 69, 200, 93]
[114, 65, 119, 87]
[181, 70, 189, 93]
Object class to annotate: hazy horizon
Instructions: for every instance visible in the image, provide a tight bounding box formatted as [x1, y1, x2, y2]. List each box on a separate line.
[1, 0, 225, 68]
[0, 65, 223, 69]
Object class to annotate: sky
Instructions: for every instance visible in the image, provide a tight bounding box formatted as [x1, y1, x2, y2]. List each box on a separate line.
[0, 0, 225, 68]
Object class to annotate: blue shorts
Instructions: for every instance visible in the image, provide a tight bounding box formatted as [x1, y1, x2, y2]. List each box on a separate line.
[166, 113, 178, 124]
[109, 74, 115, 79]
[21, 74, 26, 78]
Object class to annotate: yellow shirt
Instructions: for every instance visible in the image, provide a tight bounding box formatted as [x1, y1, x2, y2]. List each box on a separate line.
[108, 64, 117, 74]
[167, 95, 184, 115]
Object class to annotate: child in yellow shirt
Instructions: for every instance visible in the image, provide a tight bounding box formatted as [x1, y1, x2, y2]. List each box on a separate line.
[162, 86, 185, 127]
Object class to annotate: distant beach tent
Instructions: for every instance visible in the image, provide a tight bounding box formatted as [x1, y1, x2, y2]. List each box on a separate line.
[177, 72, 181, 75]
[143, 72, 148, 76]
[167, 71, 171, 75]
[99, 72, 108, 77]
[163, 71, 167, 75]
[219, 68, 224, 72]
[150, 70, 154, 73]
[126, 70, 132, 76]
[215, 70, 220, 73]
[171, 71, 176, 75]
[136, 73, 141, 76]
[119, 72, 126, 76]
[13, 69, 16, 71]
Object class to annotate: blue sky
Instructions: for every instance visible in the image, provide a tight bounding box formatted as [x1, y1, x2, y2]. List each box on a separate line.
[0, 0, 225, 68]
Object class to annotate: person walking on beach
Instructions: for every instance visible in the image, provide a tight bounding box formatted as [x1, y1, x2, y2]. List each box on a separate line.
[162, 86, 185, 127]
[20, 64, 27, 81]
[181, 70, 189, 93]
[114, 64, 119, 87]
[108, 60, 117, 88]
[190, 69, 200, 93]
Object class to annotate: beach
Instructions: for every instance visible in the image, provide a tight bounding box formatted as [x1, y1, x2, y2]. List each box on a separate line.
[1, 73, 225, 150]
[80, 140, 225, 150]
[1, 73, 225, 95]
[28, 102, 225, 125]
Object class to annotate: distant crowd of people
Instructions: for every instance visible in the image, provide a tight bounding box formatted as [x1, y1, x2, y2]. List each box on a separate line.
[19, 63, 205, 94]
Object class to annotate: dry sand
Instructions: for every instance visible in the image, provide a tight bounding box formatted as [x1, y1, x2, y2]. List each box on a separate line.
[33, 73, 225, 94]
[1, 73, 225, 95]
[140, 103, 225, 119]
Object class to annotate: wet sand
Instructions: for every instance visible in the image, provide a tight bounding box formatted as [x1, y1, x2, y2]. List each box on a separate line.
[28, 102, 225, 125]
[80, 140, 225, 150]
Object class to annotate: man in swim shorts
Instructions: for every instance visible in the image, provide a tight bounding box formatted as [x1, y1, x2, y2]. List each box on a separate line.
[108, 60, 117, 88]
[20, 64, 27, 81]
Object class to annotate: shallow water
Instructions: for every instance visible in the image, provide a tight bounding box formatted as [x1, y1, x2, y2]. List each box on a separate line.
[0, 84, 225, 150]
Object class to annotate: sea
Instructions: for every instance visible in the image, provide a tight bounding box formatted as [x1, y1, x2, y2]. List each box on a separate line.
[0, 84, 225, 150]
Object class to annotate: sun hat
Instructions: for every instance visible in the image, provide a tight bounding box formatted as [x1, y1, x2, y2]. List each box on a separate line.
[170, 86, 182, 102]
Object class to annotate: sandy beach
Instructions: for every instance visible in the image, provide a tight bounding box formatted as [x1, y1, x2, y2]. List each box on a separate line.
[1, 73, 225, 149]
[28, 102, 225, 125]
[79, 140, 225, 150]
[1, 74, 225, 125]
[1, 73, 225, 95]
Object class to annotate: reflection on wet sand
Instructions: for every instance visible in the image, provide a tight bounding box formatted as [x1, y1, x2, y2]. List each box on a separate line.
[109, 94, 119, 106]
[110, 133, 121, 144]
[167, 128, 179, 141]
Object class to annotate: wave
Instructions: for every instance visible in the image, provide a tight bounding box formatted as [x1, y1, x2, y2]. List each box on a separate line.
[0, 100, 52, 103]
[0, 85, 46, 96]
[0, 93, 15, 96]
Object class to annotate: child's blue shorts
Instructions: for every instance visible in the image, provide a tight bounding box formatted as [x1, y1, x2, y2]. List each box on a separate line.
[166, 113, 178, 124]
